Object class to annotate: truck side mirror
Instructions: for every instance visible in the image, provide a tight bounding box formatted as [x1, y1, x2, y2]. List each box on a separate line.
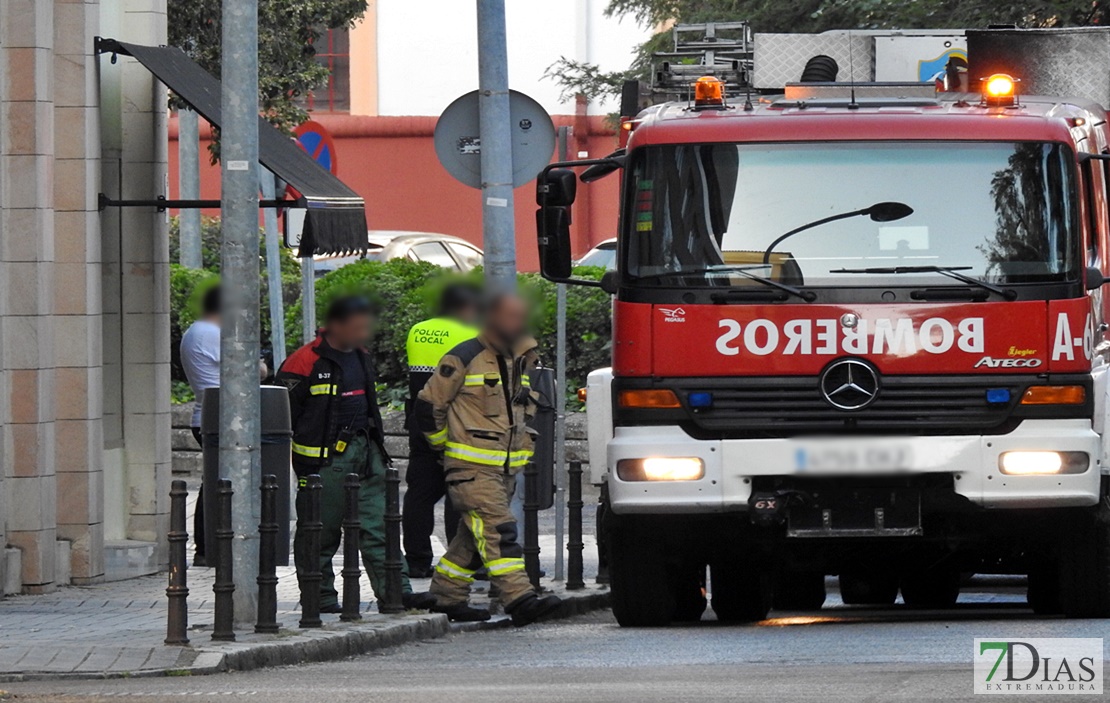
[537, 168, 577, 207]
[1087, 266, 1106, 290]
[536, 206, 573, 280]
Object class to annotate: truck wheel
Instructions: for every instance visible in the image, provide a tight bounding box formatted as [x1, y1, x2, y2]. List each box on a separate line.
[1027, 567, 1062, 615]
[839, 572, 898, 606]
[608, 515, 675, 627]
[772, 570, 826, 611]
[900, 569, 960, 608]
[671, 563, 708, 622]
[709, 559, 772, 623]
[1060, 495, 1110, 618]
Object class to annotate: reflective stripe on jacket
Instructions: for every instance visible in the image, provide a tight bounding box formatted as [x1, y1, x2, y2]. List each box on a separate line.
[275, 332, 387, 474]
[414, 334, 539, 474]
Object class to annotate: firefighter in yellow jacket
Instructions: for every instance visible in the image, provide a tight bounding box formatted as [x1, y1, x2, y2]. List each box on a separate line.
[414, 293, 563, 626]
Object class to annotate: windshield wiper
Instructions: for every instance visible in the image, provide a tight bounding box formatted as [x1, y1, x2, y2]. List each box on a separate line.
[634, 265, 816, 302]
[831, 265, 1017, 300]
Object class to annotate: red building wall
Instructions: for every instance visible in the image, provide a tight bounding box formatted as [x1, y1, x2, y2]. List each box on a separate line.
[167, 114, 621, 271]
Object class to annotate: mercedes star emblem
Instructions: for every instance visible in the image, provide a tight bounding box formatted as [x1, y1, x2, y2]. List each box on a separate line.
[840, 312, 859, 329]
[820, 359, 880, 410]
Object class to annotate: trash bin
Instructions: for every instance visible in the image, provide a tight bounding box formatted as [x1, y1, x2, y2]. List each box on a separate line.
[527, 367, 556, 510]
[201, 385, 293, 565]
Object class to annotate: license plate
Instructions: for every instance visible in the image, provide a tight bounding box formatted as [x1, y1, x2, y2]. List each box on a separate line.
[793, 441, 913, 473]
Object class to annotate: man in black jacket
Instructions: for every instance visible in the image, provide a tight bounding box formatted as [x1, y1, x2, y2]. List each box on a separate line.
[277, 296, 433, 613]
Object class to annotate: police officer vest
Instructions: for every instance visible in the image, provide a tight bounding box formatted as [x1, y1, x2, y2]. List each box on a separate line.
[406, 317, 478, 374]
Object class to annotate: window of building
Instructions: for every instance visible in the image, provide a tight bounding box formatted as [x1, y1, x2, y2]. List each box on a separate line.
[307, 28, 350, 113]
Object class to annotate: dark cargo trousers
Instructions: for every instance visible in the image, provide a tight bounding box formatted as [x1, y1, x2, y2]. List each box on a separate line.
[430, 469, 534, 608]
[294, 436, 411, 608]
[402, 446, 460, 571]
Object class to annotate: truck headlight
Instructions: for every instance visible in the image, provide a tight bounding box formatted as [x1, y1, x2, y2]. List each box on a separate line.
[998, 451, 1089, 475]
[617, 457, 704, 481]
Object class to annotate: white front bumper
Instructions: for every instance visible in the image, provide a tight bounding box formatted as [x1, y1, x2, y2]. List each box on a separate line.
[606, 420, 1103, 514]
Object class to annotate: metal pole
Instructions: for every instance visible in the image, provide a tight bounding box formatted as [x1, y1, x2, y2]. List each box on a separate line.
[255, 474, 280, 634]
[567, 461, 585, 590]
[341, 473, 362, 622]
[380, 466, 405, 614]
[553, 125, 570, 582]
[476, 0, 516, 293]
[220, 0, 261, 627]
[301, 256, 316, 344]
[298, 474, 323, 628]
[165, 480, 189, 645]
[523, 461, 541, 590]
[260, 168, 287, 370]
[178, 109, 203, 269]
[212, 479, 236, 641]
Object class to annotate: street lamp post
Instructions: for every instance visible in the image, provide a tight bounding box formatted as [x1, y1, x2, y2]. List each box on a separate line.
[220, 0, 261, 626]
[476, 0, 517, 292]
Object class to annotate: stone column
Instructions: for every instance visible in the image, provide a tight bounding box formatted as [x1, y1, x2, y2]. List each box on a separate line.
[99, 0, 171, 571]
[1, 0, 59, 593]
[53, 0, 105, 584]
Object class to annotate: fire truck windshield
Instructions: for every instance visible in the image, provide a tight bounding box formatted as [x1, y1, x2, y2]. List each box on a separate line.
[624, 141, 1078, 289]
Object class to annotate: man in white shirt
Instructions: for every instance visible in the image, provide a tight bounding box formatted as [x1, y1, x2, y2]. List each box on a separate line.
[180, 285, 221, 567]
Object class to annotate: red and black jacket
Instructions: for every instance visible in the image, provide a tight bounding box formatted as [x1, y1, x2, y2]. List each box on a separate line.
[275, 333, 387, 474]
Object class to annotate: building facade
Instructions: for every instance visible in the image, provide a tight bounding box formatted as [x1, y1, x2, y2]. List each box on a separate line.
[168, 0, 646, 266]
[0, 0, 172, 594]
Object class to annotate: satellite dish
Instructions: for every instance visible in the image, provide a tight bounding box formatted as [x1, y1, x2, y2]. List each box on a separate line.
[434, 90, 556, 189]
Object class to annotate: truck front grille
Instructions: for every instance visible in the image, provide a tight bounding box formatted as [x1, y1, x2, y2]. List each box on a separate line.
[613, 374, 1092, 438]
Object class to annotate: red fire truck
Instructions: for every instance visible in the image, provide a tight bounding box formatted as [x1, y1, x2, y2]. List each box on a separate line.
[537, 61, 1110, 625]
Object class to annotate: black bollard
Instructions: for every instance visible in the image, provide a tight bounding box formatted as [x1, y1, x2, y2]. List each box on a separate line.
[523, 461, 541, 590]
[165, 480, 190, 645]
[211, 478, 235, 641]
[299, 474, 324, 628]
[567, 461, 585, 590]
[380, 465, 405, 614]
[255, 474, 281, 634]
[341, 473, 363, 622]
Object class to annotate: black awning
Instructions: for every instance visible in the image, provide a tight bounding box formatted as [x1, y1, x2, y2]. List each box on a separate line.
[97, 37, 366, 256]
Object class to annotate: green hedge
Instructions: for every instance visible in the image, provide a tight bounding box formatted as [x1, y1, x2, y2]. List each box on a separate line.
[288, 259, 612, 404]
[170, 223, 613, 405]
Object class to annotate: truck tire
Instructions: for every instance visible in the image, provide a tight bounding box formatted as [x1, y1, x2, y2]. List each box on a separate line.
[839, 572, 899, 606]
[900, 569, 960, 608]
[1060, 495, 1110, 618]
[1027, 567, 1062, 615]
[607, 515, 675, 627]
[671, 564, 708, 622]
[772, 570, 826, 611]
[709, 559, 772, 623]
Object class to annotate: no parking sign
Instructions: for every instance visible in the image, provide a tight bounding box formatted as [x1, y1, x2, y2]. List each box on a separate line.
[293, 120, 338, 174]
[284, 120, 338, 248]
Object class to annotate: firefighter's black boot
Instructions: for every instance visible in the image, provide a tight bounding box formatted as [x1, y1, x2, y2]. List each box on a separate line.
[401, 591, 438, 610]
[506, 593, 563, 627]
[432, 602, 492, 622]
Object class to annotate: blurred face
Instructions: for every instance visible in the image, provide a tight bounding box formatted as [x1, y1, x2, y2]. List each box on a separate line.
[455, 304, 479, 326]
[327, 313, 374, 350]
[487, 294, 528, 345]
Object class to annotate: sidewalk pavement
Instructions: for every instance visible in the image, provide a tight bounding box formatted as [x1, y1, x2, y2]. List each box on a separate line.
[0, 483, 609, 681]
[0, 561, 609, 682]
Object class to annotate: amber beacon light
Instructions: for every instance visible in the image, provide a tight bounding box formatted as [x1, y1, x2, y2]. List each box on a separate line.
[983, 73, 1018, 107]
[694, 76, 725, 108]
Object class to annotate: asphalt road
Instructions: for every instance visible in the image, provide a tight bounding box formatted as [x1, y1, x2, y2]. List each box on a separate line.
[7, 576, 1108, 703]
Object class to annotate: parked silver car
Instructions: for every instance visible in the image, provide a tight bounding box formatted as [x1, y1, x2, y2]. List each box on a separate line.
[575, 238, 617, 270]
[314, 231, 484, 276]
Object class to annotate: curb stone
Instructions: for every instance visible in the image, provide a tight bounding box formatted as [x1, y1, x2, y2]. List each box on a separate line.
[0, 614, 448, 683]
